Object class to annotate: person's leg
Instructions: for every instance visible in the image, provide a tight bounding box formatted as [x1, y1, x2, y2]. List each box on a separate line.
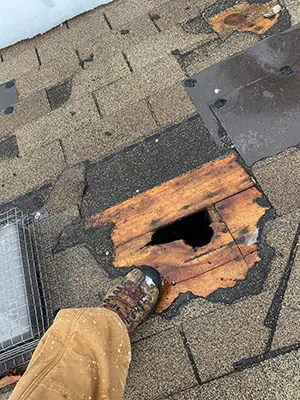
[10, 267, 163, 400]
[10, 308, 131, 400]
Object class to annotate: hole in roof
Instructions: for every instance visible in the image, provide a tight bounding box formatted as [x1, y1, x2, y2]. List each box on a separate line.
[146, 209, 214, 249]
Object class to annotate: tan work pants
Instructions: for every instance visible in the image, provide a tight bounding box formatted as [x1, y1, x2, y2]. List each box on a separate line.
[10, 308, 131, 400]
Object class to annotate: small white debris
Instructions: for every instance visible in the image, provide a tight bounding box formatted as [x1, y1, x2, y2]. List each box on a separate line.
[105, 251, 109, 256]
[247, 229, 259, 246]
[145, 276, 155, 287]
[136, 189, 140, 193]
[52, 341, 55, 344]
[230, 145, 235, 149]
[263, 4, 282, 18]
[214, 88, 220, 94]
[155, 139, 159, 143]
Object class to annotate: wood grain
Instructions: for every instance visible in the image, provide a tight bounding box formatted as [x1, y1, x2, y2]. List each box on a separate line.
[216, 187, 270, 256]
[208, 1, 281, 40]
[157, 254, 249, 312]
[244, 251, 261, 269]
[90, 154, 253, 241]
[90, 155, 268, 312]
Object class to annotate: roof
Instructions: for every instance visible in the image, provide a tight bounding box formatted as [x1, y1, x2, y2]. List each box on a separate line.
[1, 0, 300, 398]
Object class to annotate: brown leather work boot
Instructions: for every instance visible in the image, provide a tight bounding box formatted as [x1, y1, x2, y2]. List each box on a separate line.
[100, 267, 164, 333]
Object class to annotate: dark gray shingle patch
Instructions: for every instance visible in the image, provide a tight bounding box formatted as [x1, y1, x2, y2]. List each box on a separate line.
[83, 115, 227, 217]
[0, 135, 19, 161]
[0, 80, 18, 111]
[46, 79, 72, 110]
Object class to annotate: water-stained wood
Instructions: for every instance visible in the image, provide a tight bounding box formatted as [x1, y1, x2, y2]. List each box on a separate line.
[90, 155, 269, 312]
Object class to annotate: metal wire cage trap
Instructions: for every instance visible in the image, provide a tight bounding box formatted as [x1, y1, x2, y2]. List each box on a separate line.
[0, 208, 59, 378]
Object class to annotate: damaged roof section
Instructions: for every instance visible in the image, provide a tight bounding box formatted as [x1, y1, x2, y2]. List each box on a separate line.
[206, 1, 282, 40]
[90, 155, 269, 312]
[184, 24, 300, 165]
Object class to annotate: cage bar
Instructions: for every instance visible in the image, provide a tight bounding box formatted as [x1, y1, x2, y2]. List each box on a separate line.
[0, 208, 59, 378]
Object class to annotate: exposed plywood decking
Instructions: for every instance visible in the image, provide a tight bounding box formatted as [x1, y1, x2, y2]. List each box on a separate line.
[90, 155, 269, 312]
[207, 1, 281, 40]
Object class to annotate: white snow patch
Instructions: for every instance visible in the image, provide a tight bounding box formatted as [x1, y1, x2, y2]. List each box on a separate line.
[0, 0, 112, 49]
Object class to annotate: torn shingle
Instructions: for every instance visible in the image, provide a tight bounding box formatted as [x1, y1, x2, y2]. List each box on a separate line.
[45, 164, 86, 215]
